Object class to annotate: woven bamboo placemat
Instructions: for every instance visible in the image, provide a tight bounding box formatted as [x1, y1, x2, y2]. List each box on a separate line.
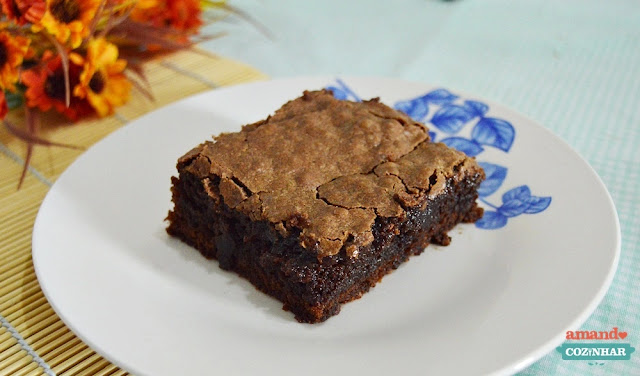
[0, 50, 267, 376]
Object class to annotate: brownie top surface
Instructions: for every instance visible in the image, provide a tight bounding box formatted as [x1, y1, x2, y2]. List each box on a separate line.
[178, 90, 482, 258]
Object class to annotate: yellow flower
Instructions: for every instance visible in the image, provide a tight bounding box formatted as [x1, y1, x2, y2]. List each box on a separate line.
[71, 38, 131, 117]
[0, 31, 30, 91]
[34, 0, 100, 48]
[132, 0, 159, 10]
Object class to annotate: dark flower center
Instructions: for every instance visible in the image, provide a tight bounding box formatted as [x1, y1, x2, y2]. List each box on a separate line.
[10, 1, 22, 17]
[44, 71, 66, 100]
[0, 43, 7, 67]
[21, 59, 38, 70]
[89, 71, 105, 94]
[50, 0, 80, 23]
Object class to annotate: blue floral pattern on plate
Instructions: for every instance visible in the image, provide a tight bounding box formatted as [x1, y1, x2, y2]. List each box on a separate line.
[326, 79, 551, 229]
[326, 78, 361, 102]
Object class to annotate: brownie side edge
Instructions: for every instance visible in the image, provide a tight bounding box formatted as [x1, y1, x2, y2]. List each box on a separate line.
[166, 166, 484, 323]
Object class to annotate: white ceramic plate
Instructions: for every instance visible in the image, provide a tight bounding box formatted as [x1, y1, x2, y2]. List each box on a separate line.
[33, 77, 620, 376]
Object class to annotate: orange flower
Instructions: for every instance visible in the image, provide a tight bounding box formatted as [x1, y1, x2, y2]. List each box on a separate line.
[71, 38, 130, 117]
[21, 52, 93, 120]
[0, 91, 8, 119]
[34, 0, 100, 48]
[0, 31, 30, 91]
[131, 0, 202, 32]
[0, 0, 46, 25]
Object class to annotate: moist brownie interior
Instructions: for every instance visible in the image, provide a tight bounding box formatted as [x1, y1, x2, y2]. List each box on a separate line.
[166, 89, 485, 323]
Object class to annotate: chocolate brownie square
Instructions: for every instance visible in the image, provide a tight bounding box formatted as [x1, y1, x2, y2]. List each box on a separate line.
[166, 90, 484, 323]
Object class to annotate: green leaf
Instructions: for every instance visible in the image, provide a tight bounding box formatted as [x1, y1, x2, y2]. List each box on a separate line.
[201, 0, 228, 8]
[5, 91, 23, 110]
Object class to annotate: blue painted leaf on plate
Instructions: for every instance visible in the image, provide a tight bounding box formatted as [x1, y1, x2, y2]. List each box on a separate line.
[498, 199, 529, 217]
[471, 117, 515, 152]
[441, 137, 484, 156]
[477, 162, 507, 197]
[394, 97, 430, 121]
[327, 86, 350, 100]
[394, 89, 458, 122]
[326, 79, 361, 102]
[431, 104, 477, 134]
[502, 185, 531, 203]
[475, 211, 508, 229]
[422, 88, 459, 105]
[524, 196, 552, 214]
[464, 100, 489, 117]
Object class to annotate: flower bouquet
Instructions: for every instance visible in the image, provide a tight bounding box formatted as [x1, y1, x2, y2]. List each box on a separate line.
[0, 0, 231, 186]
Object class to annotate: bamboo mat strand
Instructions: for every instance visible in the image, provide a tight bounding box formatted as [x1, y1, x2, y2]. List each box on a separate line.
[0, 315, 54, 376]
[2, 351, 34, 376]
[11, 362, 40, 376]
[0, 49, 267, 375]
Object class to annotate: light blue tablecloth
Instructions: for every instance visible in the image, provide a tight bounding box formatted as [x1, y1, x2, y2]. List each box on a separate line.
[202, 1, 640, 374]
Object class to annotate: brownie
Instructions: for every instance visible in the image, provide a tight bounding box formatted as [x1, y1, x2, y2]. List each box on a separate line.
[166, 90, 485, 323]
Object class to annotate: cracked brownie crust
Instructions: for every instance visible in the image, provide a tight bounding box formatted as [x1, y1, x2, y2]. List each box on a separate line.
[167, 90, 485, 323]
